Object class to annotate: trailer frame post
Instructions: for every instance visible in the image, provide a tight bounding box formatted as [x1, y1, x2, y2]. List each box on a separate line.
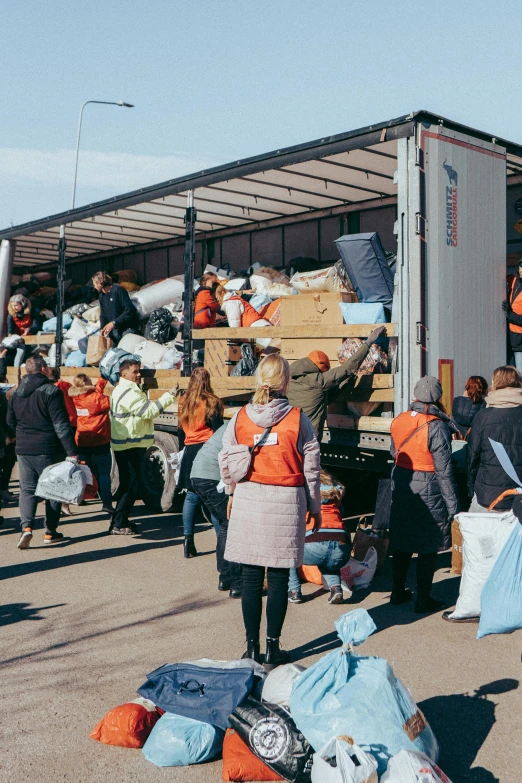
[182, 191, 197, 377]
[0, 240, 15, 338]
[54, 224, 67, 374]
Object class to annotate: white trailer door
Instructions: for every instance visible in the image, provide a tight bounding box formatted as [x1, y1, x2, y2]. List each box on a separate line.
[421, 125, 506, 411]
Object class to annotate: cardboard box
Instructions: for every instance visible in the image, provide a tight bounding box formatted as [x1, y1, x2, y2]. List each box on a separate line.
[280, 337, 343, 362]
[204, 339, 253, 377]
[279, 292, 357, 327]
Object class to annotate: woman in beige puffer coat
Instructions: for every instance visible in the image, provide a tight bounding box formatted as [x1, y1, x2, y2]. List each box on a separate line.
[220, 354, 321, 668]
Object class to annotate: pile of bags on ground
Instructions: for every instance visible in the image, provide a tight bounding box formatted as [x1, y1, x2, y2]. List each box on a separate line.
[90, 609, 453, 782]
[447, 495, 522, 637]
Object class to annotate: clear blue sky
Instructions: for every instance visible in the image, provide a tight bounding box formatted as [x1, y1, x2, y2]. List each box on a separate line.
[1, 0, 521, 229]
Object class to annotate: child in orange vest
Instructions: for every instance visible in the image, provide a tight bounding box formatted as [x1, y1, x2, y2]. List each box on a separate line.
[288, 469, 351, 604]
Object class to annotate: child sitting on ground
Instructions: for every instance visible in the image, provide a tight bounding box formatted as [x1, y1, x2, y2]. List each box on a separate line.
[288, 469, 352, 605]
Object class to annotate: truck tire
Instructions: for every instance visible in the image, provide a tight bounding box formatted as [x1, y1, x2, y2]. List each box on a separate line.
[140, 431, 179, 513]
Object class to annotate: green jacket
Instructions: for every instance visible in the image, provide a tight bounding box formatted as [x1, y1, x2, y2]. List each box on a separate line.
[286, 342, 370, 440]
[110, 377, 174, 451]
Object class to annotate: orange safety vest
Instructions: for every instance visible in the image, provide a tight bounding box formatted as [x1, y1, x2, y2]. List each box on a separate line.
[509, 276, 522, 334]
[227, 295, 263, 327]
[234, 406, 304, 487]
[305, 502, 347, 543]
[179, 399, 214, 445]
[391, 411, 439, 472]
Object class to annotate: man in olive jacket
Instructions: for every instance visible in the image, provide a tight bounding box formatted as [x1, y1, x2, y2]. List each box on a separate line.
[287, 325, 386, 440]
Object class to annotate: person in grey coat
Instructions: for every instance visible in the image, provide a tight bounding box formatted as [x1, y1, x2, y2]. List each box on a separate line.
[389, 376, 459, 613]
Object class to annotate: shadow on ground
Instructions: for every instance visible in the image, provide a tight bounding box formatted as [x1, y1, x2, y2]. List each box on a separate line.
[0, 602, 66, 627]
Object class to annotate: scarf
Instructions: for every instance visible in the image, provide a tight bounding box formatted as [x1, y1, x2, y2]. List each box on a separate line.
[485, 387, 522, 408]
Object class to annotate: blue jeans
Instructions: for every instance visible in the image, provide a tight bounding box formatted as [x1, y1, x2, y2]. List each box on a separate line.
[182, 490, 220, 536]
[514, 352, 522, 373]
[289, 539, 352, 592]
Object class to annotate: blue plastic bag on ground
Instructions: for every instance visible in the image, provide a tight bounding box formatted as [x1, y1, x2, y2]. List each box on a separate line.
[142, 712, 224, 767]
[289, 609, 438, 777]
[477, 521, 522, 638]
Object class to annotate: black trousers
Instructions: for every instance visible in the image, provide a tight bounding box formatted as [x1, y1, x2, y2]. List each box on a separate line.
[0, 441, 16, 491]
[113, 448, 144, 529]
[241, 564, 289, 641]
[392, 550, 438, 600]
[191, 477, 242, 590]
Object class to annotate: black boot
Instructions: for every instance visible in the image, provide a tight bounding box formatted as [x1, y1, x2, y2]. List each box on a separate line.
[184, 535, 197, 558]
[242, 639, 261, 663]
[390, 551, 413, 605]
[415, 553, 446, 612]
[264, 637, 289, 671]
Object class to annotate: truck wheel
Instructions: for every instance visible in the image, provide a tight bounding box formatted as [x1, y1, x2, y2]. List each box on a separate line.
[140, 431, 179, 513]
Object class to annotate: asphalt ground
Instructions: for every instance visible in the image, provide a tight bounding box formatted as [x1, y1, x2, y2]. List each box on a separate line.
[1, 476, 521, 783]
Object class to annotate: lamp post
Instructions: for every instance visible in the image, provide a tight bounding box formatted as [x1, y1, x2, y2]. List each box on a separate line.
[71, 99, 134, 209]
[54, 99, 134, 372]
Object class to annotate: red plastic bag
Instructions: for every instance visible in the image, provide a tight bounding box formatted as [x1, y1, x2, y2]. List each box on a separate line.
[90, 698, 160, 748]
[222, 728, 283, 781]
[83, 474, 99, 501]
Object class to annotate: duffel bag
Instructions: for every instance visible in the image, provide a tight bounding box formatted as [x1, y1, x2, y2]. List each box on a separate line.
[137, 662, 255, 730]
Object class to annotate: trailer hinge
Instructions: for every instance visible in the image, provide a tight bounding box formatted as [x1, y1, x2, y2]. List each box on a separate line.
[416, 322, 425, 345]
[415, 212, 425, 235]
[415, 145, 422, 166]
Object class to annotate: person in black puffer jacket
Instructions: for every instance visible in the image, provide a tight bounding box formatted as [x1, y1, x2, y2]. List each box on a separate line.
[7, 356, 77, 549]
[468, 365, 522, 512]
[451, 375, 488, 439]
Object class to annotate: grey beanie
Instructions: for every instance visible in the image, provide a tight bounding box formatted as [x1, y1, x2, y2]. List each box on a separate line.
[414, 376, 443, 404]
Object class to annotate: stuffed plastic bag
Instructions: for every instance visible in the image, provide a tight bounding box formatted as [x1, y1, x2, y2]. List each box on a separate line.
[250, 267, 298, 298]
[99, 347, 141, 386]
[230, 697, 313, 783]
[230, 343, 259, 377]
[65, 350, 87, 367]
[338, 339, 388, 374]
[142, 712, 224, 766]
[289, 609, 438, 776]
[340, 548, 378, 590]
[90, 697, 160, 748]
[36, 460, 87, 505]
[290, 265, 351, 294]
[144, 307, 177, 344]
[381, 750, 453, 782]
[477, 520, 522, 637]
[261, 663, 306, 708]
[447, 511, 516, 620]
[222, 729, 283, 781]
[311, 737, 378, 783]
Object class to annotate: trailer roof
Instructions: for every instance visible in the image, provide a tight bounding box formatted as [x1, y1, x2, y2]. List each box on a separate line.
[4, 110, 522, 268]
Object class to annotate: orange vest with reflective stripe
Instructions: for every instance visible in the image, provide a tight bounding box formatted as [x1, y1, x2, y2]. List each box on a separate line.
[234, 406, 304, 487]
[391, 411, 438, 472]
[509, 276, 522, 334]
[228, 296, 263, 327]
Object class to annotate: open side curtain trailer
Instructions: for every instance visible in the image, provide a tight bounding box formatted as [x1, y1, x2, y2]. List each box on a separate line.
[1, 110, 522, 508]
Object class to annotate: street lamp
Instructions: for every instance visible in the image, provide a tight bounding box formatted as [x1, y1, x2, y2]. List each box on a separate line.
[71, 99, 134, 209]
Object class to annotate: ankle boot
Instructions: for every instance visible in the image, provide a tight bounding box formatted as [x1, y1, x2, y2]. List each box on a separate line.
[264, 637, 289, 671]
[242, 639, 261, 663]
[184, 535, 197, 558]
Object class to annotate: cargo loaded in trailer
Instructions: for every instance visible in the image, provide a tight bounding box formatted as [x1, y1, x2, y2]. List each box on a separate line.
[1, 110, 520, 513]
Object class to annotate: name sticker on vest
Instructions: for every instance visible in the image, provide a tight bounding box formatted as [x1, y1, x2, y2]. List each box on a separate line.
[254, 432, 278, 446]
[77, 408, 90, 416]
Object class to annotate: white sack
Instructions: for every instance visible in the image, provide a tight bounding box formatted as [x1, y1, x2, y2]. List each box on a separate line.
[130, 278, 184, 319]
[381, 750, 453, 782]
[448, 511, 516, 619]
[312, 737, 378, 783]
[261, 663, 306, 708]
[290, 265, 353, 293]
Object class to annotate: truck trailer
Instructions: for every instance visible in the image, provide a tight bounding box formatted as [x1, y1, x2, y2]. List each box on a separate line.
[1, 110, 521, 512]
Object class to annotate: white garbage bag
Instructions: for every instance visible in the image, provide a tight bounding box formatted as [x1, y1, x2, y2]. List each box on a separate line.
[311, 737, 378, 783]
[261, 663, 306, 707]
[290, 265, 352, 294]
[36, 460, 87, 505]
[448, 511, 516, 619]
[340, 547, 378, 590]
[131, 278, 184, 319]
[381, 750, 453, 782]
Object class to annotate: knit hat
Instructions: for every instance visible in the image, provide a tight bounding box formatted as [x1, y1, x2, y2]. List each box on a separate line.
[413, 376, 443, 404]
[308, 350, 330, 373]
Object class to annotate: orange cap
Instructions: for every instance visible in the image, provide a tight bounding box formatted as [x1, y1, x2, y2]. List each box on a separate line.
[308, 350, 330, 373]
